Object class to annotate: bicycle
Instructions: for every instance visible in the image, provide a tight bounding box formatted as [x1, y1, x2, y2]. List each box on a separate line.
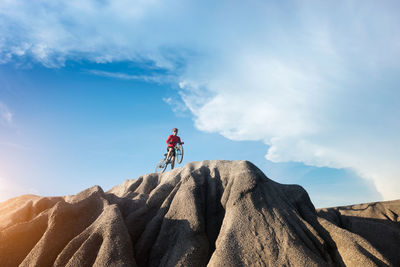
[155, 144, 184, 173]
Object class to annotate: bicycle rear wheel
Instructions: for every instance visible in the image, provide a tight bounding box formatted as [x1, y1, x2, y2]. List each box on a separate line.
[155, 158, 168, 173]
[176, 145, 184, 164]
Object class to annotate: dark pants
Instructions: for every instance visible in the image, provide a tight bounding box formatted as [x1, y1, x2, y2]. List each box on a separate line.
[167, 147, 175, 156]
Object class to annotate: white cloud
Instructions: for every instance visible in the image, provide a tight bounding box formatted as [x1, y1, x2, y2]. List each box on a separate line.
[0, 0, 192, 67]
[178, 2, 400, 200]
[163, 97, 188, 116]
[89, 70, 174, 83]
[0, 102, 13, 125]
[1, 0, 399, 199]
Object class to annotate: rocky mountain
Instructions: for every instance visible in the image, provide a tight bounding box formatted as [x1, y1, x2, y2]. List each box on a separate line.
[0, 160, 399, 266]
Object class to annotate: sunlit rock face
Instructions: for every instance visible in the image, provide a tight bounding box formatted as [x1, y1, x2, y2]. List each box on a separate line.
[0, 160, 398, 266]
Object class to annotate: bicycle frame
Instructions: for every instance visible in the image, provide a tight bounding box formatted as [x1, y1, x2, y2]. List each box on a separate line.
[155, 144, 184, 173]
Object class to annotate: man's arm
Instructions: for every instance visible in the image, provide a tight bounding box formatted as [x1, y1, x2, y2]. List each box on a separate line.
[166, 135, 172, 144]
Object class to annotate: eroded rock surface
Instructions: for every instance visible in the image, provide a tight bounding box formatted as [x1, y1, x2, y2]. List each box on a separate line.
[317, 200, 400, 266]
[0, 160, 398, 266]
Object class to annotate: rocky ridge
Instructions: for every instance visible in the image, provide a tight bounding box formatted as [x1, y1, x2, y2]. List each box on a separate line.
[0, 160, 399, 266]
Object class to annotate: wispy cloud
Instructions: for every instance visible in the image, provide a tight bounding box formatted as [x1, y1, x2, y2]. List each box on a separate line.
[163, 97, 188, 116]
[0, 102, 13, 125]
[1, 0, 400, 199]
[89, 70, 174, 84]
[0, 0, 191, 68]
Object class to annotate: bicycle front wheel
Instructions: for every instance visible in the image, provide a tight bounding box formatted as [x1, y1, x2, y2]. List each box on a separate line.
[155, 158, 168, 173]
[176, 145, 184, 164]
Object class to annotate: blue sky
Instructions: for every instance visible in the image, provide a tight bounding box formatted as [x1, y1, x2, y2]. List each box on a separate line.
[0, 0, 399, 208]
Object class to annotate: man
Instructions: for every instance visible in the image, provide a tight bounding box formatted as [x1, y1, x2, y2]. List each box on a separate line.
[166, 128, 184, 169]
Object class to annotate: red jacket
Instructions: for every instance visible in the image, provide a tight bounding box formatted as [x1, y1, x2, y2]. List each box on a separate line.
[166, 135, 181, 147]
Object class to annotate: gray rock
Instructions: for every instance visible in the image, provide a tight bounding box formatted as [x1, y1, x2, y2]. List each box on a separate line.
[0, 160, 397, 266]
[318, 200, 400, 267]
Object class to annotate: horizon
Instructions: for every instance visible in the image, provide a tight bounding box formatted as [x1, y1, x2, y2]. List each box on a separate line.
[1, 0, 399, 208]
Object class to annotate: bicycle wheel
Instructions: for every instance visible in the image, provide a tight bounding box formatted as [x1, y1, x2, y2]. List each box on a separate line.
[155, 158, 168, 173]
[176, 144, 184, 164]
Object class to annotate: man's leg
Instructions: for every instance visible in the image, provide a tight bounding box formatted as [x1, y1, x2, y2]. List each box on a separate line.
[166, 147, 172, 161]
[171, 156, 175, 169]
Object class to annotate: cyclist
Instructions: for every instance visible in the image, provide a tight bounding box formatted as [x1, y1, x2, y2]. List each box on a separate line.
[166, 128, 184, 169]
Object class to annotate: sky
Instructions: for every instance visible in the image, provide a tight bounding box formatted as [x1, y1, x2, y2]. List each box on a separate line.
[0, 0, 399, 208]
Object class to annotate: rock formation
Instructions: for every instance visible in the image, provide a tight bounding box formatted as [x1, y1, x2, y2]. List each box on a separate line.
[317, 200, 400, 266]
[0, 160, 398, 266]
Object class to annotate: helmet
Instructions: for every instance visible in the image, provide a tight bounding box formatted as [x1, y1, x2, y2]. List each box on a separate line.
[172, 128, 178, 132]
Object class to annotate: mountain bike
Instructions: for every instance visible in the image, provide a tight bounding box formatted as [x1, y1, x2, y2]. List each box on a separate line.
[155, 144, 184, 173]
